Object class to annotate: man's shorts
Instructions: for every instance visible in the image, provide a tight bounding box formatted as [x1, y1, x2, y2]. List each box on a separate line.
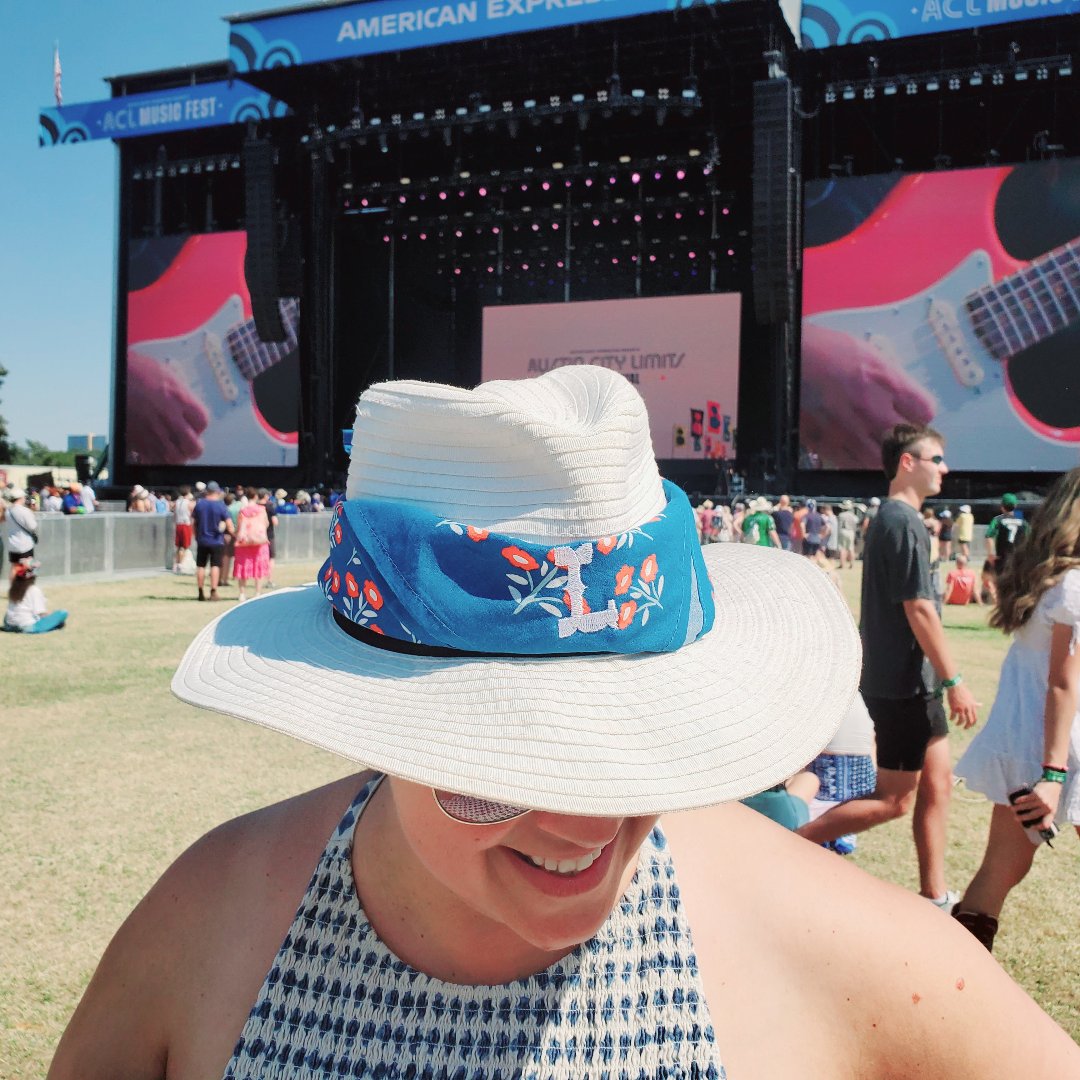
[741, 786, 810, 831]
[8, 548, 34, 564]
[838, 529, 856, 553]
[864, 693, 949, 772]
[802, 539, 821, 558]
[268, 538, 277, 559]
[175, 523, 193, 549]
[196, 543, 224, 569]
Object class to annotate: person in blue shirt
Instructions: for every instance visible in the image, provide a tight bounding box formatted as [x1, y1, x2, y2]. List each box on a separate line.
[192, 482, 233, 601]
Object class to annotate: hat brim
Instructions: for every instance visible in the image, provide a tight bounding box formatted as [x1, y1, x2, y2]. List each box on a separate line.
[172, 544, 859, 815]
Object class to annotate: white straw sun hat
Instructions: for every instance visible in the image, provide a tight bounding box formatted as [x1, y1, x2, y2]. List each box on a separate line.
[173, 366, 859, 815]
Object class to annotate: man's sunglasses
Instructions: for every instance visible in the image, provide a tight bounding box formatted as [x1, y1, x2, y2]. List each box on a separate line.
[432, 789, 531, 825]
[908, 453, 945, 465]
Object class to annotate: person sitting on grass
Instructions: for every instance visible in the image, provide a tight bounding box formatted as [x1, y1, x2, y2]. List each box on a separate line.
[4, 560, 67, 633]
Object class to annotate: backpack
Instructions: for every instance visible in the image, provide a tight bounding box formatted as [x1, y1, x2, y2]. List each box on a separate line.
[236, 507, 268, 547]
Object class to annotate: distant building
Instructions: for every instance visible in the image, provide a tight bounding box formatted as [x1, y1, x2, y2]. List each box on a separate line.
[67, 434, 108, 452]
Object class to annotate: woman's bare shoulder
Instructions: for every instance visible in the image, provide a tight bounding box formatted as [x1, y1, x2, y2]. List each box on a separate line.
[661, 803, 1080, 1079]
[49, 771, 372, 1080]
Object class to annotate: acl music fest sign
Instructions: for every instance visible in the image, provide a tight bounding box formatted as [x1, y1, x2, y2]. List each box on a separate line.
[481, 294, 740, 461]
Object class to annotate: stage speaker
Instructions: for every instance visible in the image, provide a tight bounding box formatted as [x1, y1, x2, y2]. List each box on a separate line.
[752, 78, 797, 325]
[243, 135, 286, 343]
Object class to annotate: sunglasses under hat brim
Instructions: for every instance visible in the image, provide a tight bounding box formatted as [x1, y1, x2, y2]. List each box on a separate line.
[173, 542, 860, 817]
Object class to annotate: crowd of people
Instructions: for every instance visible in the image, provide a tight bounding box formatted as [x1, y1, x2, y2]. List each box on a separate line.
[45, 369, 1079, 1078]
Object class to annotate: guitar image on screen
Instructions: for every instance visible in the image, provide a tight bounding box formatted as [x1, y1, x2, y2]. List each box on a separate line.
[127, 231, 299, 468]
[804, 167, 1080, 471]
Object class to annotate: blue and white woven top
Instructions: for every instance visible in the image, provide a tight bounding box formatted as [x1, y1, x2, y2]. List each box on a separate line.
[222, 776, 726, 1080]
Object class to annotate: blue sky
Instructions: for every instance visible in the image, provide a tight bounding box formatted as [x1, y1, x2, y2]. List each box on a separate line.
[1, 0, 275, 449]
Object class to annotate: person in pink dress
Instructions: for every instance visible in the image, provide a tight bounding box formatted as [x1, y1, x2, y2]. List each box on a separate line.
[232, 486, 270, 603]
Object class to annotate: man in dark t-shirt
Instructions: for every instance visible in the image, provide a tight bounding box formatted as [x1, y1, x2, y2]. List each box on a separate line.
[798, 424, 978, 910]
[983, 494, 1030, 602]
[772, 494, 795, 552]
[193, 482, 233, 601]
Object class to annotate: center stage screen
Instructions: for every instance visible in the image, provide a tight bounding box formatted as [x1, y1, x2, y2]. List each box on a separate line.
[801, 161, 1080, 472]
[125, 231, 299, 468]
[482, 294, 741, 461]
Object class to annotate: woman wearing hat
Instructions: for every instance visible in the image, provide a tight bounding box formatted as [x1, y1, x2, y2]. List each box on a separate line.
[49, 370, 1079, 1078]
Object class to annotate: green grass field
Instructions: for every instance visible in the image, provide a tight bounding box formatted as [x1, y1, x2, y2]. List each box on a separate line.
[2, 561, 1078, 1076]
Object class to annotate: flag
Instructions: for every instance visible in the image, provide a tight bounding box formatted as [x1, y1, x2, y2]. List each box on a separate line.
[53, 44, 62, 107]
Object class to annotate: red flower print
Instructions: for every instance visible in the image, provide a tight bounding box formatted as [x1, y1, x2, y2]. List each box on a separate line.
[617, 600, 637, 629]
[466, 526, 489, 542]
[368, 624, 385, 635]
[334, 503, 342, 517]
[363, 580, 384, 610]
[596, 536, 617, 555]
[333, 522, 343, 544]
[547, 549, 557, 565]
[640, 554, 658, 584]
[331, 570, 341, 594]
[563, 590, 591, 614]
[615, 565, 634, 596]
[323, 565, 333, 582]
[502, 546, 539, 572]
[345, 572, 360, 598]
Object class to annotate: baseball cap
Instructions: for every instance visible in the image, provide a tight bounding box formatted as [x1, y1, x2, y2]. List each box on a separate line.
[5, 487, 26, 501]
[1001, 493, 1018, 509]
[939, 509, 952, 518]
[195, 481, 207, 492]
[960, 504, 971, 513]
[206, 481, 222, 494]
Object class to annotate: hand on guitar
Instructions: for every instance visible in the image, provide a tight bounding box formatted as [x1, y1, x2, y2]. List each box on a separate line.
[800, 324, 936, 468]
[125, 350, 210, 464]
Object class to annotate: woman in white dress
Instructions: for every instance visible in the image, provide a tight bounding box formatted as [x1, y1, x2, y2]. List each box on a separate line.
[954, 469, 1080, 951]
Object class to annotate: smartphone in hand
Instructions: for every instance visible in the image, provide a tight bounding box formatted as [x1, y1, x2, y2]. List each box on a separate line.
[1007, 786, 1061, 846]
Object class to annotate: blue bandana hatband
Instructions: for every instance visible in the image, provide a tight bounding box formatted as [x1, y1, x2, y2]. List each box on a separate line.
[319, 479, 715, 657]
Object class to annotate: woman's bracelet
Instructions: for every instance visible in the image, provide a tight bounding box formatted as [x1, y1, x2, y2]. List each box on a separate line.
[940, 673, 963, 689]
[1041, 766, 1068, 784]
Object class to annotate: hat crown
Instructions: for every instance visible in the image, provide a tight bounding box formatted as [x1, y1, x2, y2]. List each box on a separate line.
[346, 366, 665, 544]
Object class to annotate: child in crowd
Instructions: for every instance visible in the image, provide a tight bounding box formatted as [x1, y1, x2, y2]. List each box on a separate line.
[4, 560, 67, 633]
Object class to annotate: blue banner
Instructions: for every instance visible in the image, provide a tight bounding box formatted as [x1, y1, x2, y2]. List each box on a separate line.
[801, 0, 1080, 48]
[230, 0, 725, 71]
[39, 80, 290, 147]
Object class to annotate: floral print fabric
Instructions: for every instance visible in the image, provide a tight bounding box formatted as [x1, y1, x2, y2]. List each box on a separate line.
[318, 480, 714, 656]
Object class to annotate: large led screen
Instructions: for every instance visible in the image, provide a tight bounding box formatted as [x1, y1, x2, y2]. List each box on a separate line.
[482, 294, 741, 461]
[801, 161, 1080, 471]
[125, 231, 299, 467]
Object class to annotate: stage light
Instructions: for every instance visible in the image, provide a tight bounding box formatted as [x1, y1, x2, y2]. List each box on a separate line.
[674, 211, 682, 220]
[378, 134, 388, 152]
[631, 172, 641, 184]
[948, 75, 960, 90]
[842, 85, 856, 100]
[420, 233, 427, 240]
[524, 99, 537, 108]
[552, 161, 564, 170]
[863, 86, 874, 99]
[925, 78, 939, 91]
[676, 169, 686, 180]
[722, 206, 730, 215]
[612, 257, 619, 264]
[455, 106, 468, 116]
[557, 260, 564, 268]
[906, 81, 917, 94]
[593, 218, 600, 226]
[992, 71, 1005, 85]
[688, 251, 696, 259]
[478, 186, 487, 196]
[649, 254, 657, 262]
[609, 176, 617, 185]
[521, 183, 529, 191]
[552, 222, 559, 230]
[492, 226, 500, 233]
[727, 248, 734, 256]
[585, 178, 593, 187]
[454, 268, 462, 275]
[401, 176, 411, 185]
[383, 235, 391, 243]
[634, 214, 642, 222]
[682, 75, 698, 101]
[969, 72, 983, 86]
[1015, 69, 1028, 81]
[1060, 63, 1073, 76]
[1037, 66, 1049, 80]
[825, 86, 837, 104]
[883, 83, 897, 96]
[435, 108, 446, 120]
[532, 223, 540, 231]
